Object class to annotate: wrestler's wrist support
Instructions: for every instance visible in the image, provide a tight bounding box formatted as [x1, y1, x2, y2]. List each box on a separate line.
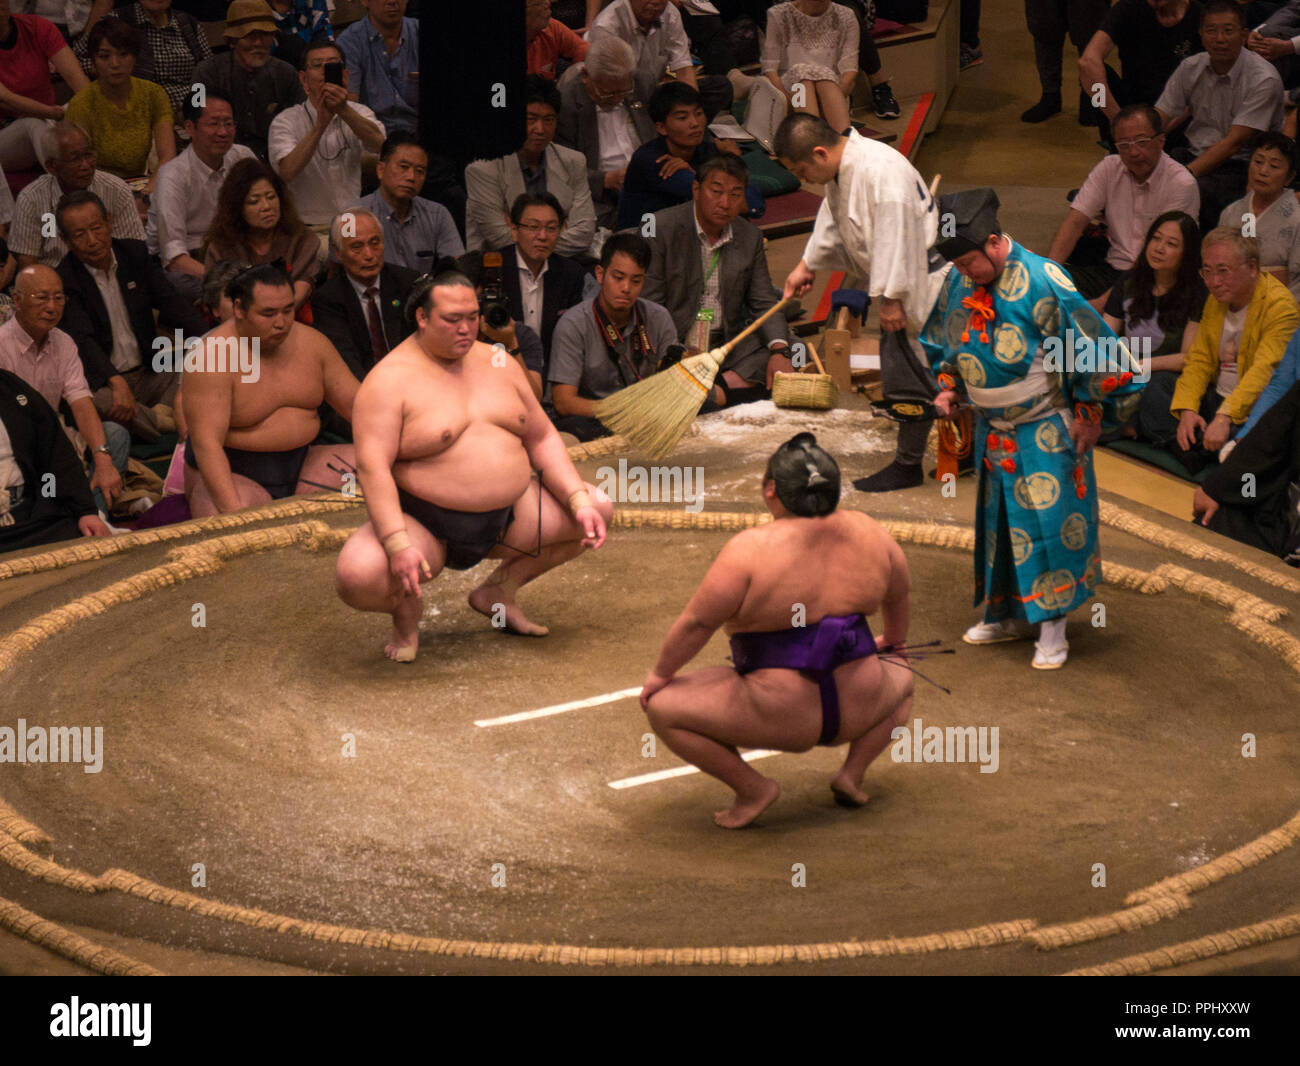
[567, 489, 593, 516]
[382, 530, 412, 556]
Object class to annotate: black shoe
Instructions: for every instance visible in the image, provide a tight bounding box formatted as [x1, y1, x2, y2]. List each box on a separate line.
[853, 461, 924, 493]
[872, 82, 901, 120]
[1021, 94, 1061, 123]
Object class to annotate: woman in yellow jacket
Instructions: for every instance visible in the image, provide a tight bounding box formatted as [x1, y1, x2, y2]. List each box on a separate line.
[1166, 228, 1299, 473]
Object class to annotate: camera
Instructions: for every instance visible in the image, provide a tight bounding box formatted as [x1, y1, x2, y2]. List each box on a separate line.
[479, 252, 512, 330]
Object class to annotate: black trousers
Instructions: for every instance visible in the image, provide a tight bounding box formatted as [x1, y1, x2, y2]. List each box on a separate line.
[1024, 0, 1111, 97]
[1170, 147, 1249, 235]
[552, 413, 611, 442]
[962, 0, 982, 48]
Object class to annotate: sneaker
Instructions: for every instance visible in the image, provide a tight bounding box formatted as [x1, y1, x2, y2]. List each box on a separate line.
[1021, 93, 1061, 123]
[1032, 638, 1069, 669]
[959, 44, 983, 70]
[872, 82, 901, 120]
[963, 619, 1029, 645]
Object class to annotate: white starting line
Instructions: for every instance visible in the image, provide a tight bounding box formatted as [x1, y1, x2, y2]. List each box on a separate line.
[474, 687, 642, 728]
[608, 750, 781, 790]
[476, 689, 782, 791]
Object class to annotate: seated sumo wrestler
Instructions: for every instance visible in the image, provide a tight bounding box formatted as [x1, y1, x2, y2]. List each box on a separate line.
[641, 433, 917, 829]
[334, 269, 614, 663]
[182, 263, 360, 514]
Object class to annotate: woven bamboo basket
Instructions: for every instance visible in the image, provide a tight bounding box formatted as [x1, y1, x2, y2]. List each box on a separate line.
[772, 340, 838, 409]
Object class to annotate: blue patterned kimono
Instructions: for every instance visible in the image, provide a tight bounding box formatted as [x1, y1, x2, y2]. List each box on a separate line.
[919, 241, 1145, 623]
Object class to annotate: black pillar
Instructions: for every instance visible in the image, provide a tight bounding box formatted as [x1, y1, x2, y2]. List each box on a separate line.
[421, 0, 526, 176]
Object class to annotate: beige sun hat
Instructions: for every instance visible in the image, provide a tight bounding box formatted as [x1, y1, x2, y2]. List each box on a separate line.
[223, 0, 280, 39]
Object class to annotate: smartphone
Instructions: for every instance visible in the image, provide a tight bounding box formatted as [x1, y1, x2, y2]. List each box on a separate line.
[324, 61, 344, 86]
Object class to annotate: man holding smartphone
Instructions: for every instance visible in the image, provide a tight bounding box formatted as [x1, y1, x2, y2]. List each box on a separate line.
[268, 40, 387, 233]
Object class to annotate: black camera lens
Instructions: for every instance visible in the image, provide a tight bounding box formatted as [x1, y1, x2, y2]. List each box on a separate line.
[483, 302, 512, 330]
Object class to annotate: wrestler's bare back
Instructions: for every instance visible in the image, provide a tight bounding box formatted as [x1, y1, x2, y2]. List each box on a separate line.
[360, 337, 535, 512]
[703, 509, 911, 742]
[720, 510, 904, 635]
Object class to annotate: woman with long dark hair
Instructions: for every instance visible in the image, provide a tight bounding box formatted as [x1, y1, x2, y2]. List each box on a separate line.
[1102, 209, 1206, 442]
[202, 158, 319, 308]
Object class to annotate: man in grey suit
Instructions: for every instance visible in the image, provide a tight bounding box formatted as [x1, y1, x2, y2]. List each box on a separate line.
[1249, 0, 1300, 86]
[556, 37, 658, 229]
[642, 155, 793, 407]
[465, 76, 597, 260]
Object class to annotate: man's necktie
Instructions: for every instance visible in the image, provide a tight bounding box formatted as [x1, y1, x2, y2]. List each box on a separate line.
[364, 286, 387, 365]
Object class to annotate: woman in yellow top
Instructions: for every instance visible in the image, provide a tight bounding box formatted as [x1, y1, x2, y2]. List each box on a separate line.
[63, 17, 175, 195]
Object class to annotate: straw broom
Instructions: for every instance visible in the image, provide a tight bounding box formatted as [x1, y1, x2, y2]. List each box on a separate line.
[595, 297, 797, 458]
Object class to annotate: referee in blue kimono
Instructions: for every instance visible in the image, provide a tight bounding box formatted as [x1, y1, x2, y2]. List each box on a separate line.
[920, 188, 1145, 669]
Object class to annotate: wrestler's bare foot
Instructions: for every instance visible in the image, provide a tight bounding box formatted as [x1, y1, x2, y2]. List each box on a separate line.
[828, 771, 871, 808]
[384, 595, 422, 662]
[714, 778, 780, 829]
[467, 583, 549, 636]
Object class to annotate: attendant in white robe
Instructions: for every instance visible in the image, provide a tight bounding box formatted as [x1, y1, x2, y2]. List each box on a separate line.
[775, 113, 946, 492]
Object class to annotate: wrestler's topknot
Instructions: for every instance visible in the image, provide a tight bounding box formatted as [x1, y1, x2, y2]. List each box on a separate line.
[766, 433, 840, 517]
[405, 261, 475, 328]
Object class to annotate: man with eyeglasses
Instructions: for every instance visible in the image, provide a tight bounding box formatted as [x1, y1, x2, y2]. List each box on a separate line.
[269, 39, 386, 232]
[147, 91, 257, 302]
[557, 36, 658, 229]
[1048, 104, 1199, 304]
[500, 193, 590, 367]
[0, 265, 125, 518]
[466, 75, 597, 260]
[9, 123, 144, 270]
[1158, 227, 1299, 472]
[1155, 0, 1284, 231]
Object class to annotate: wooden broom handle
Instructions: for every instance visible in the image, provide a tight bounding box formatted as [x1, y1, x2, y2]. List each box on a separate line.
[803, 339, 828, 376]
[712, 297, 798, 361]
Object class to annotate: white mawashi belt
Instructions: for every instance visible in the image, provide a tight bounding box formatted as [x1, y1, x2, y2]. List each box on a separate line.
[965, 365, 1050, 408]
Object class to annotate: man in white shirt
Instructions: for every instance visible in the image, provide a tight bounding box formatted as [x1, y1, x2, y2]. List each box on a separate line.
[777, 113, 944, 493]
[1155, 0, 1284, 229]
[586, 0, 733, 118]
[9, 124, 145, 269]
[0, 264, 124, 512]
[1047, 104, 1200, 302]
[268, 39, 386, 231]
[556, 36, 658, 229]
[588, 0, 696, 88]
[148, 90, 257, 302]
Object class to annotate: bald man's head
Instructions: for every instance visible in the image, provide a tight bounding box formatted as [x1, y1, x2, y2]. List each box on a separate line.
[13, 265, 66, 340]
